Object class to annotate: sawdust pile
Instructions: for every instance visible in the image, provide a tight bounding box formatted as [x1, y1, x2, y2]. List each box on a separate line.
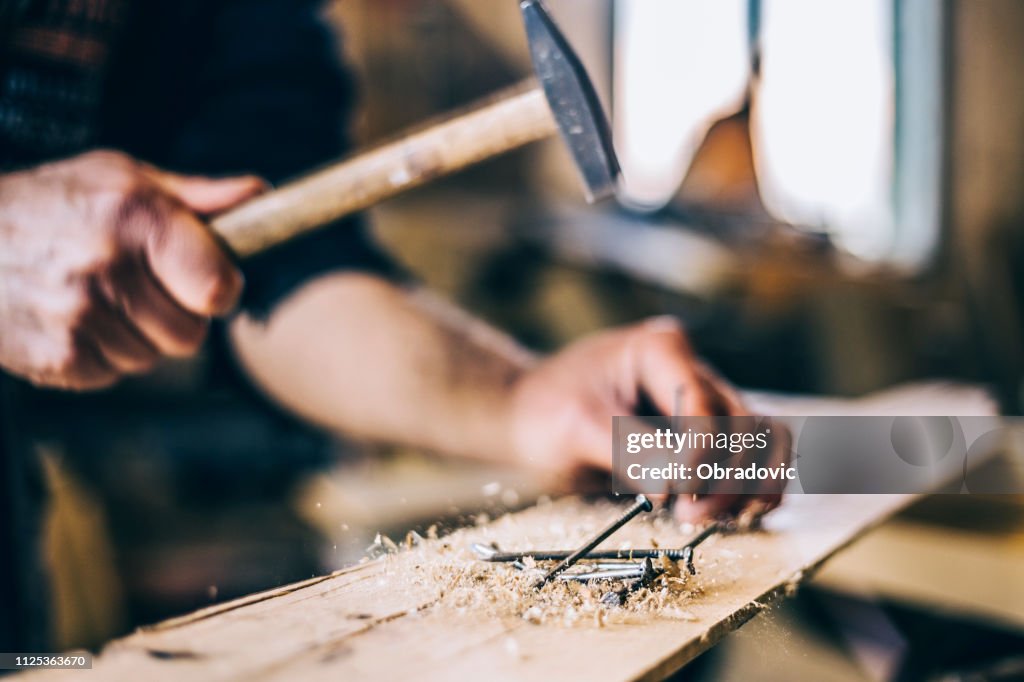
[363, 497, 750, 628]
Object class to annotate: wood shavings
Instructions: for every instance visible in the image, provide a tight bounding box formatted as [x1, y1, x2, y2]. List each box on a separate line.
[362, 498, 738, 628]
[405, 530, 425, 548]
[658, 555, 681, 578]
[365, 533, 399, 558]
[661, 607, 698, 621]
[38, 493, 925, 681]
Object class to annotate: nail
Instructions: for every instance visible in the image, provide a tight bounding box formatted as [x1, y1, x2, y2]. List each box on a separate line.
[682, 522, 720, 574]
[559, 566, 645, 582]
[600, 558, 661, 606]
[534, 495, 653, 589]
[477, 548, 690, 562]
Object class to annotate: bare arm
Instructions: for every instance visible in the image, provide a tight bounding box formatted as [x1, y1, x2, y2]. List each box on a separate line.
[229, 272, 534, 463]
[229, 272, 782, 521]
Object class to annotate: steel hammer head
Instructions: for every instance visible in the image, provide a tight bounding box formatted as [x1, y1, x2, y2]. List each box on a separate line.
[521, 0, 620, 202]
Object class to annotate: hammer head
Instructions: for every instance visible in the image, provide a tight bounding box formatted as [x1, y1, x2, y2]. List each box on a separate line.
[521, 0, 620, 202]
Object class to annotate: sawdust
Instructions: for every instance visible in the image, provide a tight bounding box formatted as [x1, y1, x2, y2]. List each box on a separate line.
[363, 498, 751, 628]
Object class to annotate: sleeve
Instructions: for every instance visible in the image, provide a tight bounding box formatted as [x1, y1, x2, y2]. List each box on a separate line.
[0, 377, 48, 651]
[99, 0, 404, 317]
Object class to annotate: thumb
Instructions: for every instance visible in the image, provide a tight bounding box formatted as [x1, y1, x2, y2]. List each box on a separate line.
[146, 168, 268, 216]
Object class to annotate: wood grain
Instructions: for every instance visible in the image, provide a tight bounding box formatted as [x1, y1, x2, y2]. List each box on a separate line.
[26, 385, 995, 681]
[23, 495, 915, 682]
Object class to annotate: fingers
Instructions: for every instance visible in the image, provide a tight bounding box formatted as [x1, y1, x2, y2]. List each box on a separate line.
[145, 168, 267, 216]
[634, 318, 720, 417]
[81, 288, 159, 374]
[108, 173, 247, 317]
[672, 422, 792, 523]
[675, 491, 783, 524]
[524, 316, 783, 523]
[753, 419, 793, 501]
[85, 174, 243, 379]
[628, 319, 787, 523]
[574, 411, 616, 471]
[49, 334, 117, 391]
[137, 202, 244, 316]
[1, 152, 256, 391]
[673, 494, 742, 524]
[99, 258, 209, 357]
[695, 361, 748, 416]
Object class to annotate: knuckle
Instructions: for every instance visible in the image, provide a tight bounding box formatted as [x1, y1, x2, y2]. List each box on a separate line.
[636, 331, 670, 360]
[133, 336, 161, 362]
[241, 174, 269, 191]
[644, 315, 685, 332]
[81, 151, 146, 188]
[167, 318, 208, 356]
[112, 183, 156, 221]
[640, 325, 693, 364]
[125, 355, 157, 373]
[98, 182, 164, 241]
[658, 324, 690, 346]
[82, 148, 131, 165]
[110, 354, 151, 375]
[644, 316, 688, 341]
[122, 340, 160, 371]
[76, 234, 122, 274]
[552, 399, 590, 437]
[198, 269, 241, 313]
[80, 149, 133, 172]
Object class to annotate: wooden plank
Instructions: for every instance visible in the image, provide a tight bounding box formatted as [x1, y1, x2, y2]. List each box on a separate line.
[24, 495, 908, 682]
[815, 497, 1024, 631]
[25, 384, 996, 682]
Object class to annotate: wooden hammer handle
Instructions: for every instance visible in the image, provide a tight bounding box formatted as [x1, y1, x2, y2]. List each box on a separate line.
[210, 80, 555, 258]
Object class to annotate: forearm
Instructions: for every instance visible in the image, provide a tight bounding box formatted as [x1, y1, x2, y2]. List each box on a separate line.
[228, 271, 777, 521]
[229, 272, 537, 461]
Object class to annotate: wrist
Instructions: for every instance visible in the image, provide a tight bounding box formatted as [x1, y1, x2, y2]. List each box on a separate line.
[502, 356, 573, 473]
[446, 353, 538, 465]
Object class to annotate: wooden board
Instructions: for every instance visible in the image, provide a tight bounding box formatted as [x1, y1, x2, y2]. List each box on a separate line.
[815, 495, 1024, 631]
[24, 495, 910, 682]
[26, 384, 996, 682]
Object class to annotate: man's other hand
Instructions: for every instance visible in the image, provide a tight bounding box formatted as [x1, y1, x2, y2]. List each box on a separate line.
[0, 150, 264, 390]
[510, 317, 786, 522]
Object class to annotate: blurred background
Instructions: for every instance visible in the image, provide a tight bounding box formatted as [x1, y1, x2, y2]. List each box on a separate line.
[18, 1, 1024, 679]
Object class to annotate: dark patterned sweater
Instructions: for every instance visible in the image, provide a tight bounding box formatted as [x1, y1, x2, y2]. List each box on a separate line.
[0, 0, 396, 650]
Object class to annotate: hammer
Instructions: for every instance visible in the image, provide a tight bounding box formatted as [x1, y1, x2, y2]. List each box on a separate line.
[210, 0, 619, 258]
